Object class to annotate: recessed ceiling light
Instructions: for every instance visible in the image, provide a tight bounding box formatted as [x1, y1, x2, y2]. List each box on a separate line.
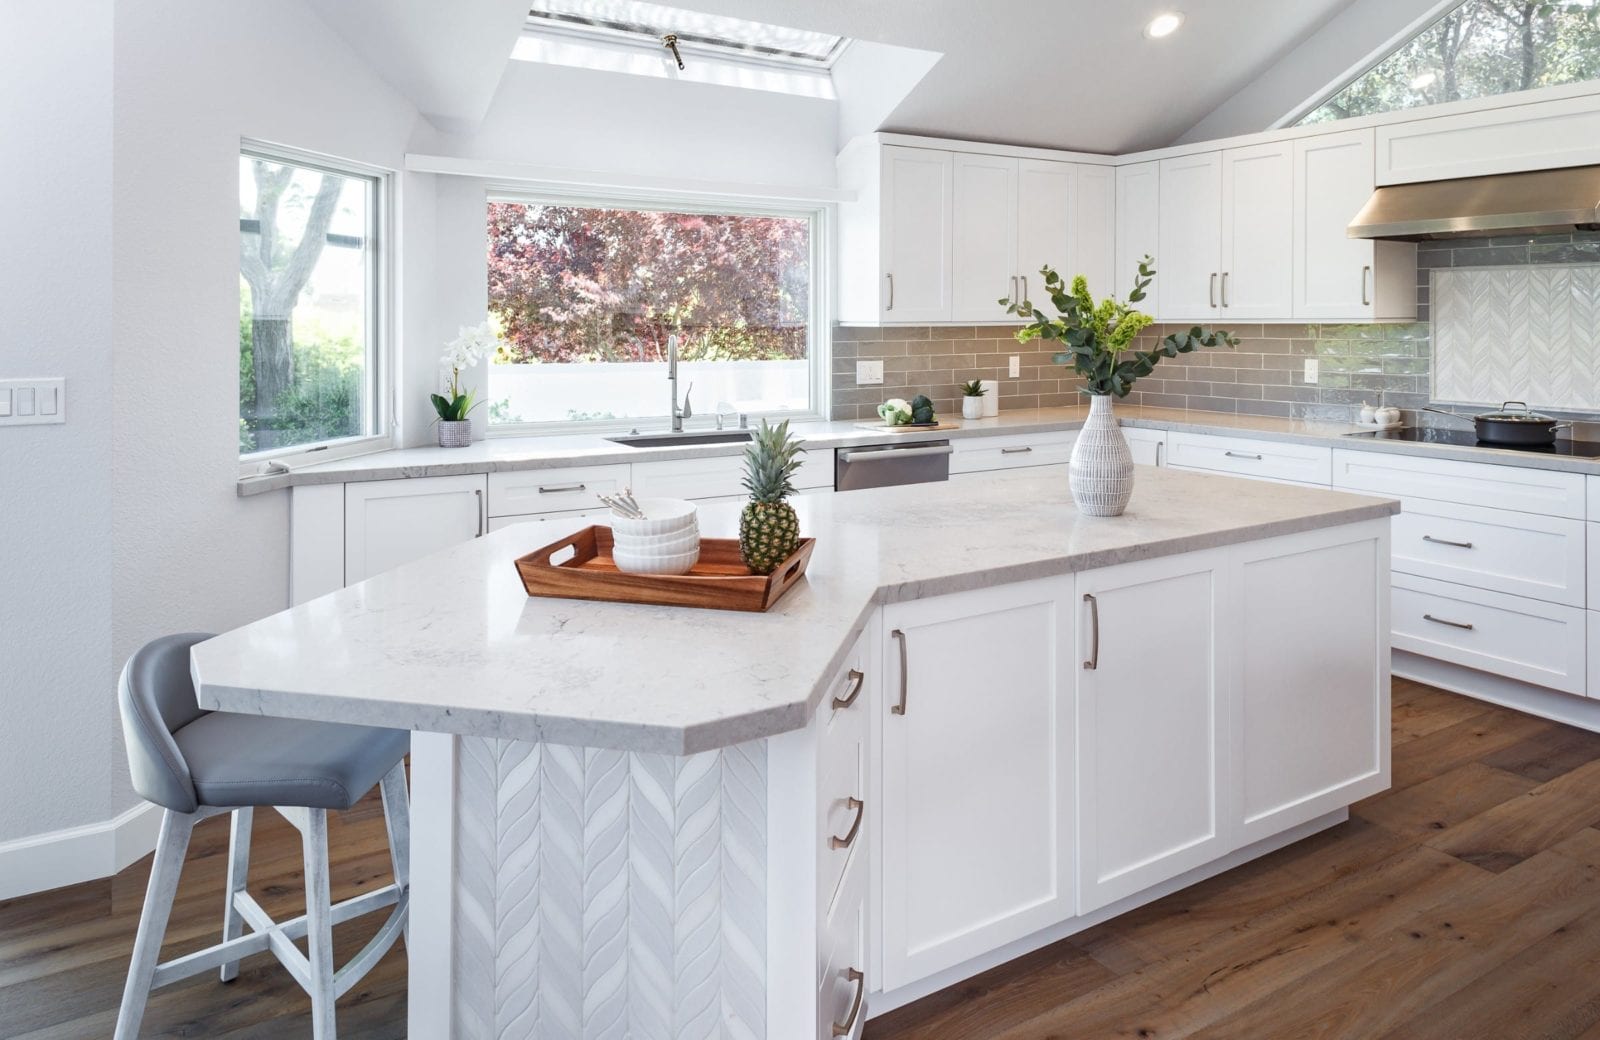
[1144, 12, 1184, 38]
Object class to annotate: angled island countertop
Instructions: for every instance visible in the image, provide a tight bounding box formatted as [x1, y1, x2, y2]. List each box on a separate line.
[191, 466, 1399, 755]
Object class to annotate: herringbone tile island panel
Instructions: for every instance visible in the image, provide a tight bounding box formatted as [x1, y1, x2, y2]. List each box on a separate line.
[5, 680, 1600, 1039]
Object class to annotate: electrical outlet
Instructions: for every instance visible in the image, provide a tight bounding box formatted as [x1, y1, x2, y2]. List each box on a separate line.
[856, 359, 884, 385]
[1009, 355, 1021, 378]
[1303, 359, 1319, 384]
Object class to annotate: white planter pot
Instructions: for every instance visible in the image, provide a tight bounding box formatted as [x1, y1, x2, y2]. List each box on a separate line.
[437, 419, 472, 448]
[962, 397, 984, 420]
[1069, 395, 1134, 517]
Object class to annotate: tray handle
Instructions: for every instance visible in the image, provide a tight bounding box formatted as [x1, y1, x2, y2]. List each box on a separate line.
[527, 526, 594, 568]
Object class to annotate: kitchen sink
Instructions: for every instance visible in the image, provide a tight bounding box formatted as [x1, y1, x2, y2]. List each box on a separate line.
[606, 430, 754, 448]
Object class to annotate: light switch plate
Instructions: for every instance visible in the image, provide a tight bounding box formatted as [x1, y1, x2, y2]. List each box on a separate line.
[0, 378, 65, 425]
[1303, 359, 1319, 384]
[1009, 355, 1021, 378]
[856, 360, 884, 385]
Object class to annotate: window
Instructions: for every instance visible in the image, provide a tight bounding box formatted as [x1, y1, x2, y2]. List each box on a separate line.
[239, 147, 385, 458]
[1298, 0, 1600, 125]
[486, 197, 819, 428]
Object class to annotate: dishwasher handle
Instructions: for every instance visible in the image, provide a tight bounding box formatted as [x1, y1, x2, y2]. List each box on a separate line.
[838, 444, 955, 464]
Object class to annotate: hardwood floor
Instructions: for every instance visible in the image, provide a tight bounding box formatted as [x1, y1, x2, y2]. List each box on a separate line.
[5, 679, 1600, 1039]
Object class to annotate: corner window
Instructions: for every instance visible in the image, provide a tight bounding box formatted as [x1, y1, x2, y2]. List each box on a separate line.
[239, 147, 386, 458]
[486, 197, 819, 428]
[1298, 0, 1600, 125]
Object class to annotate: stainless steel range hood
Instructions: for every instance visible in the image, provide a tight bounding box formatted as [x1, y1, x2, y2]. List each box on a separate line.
[1348, 165, 1600, 241]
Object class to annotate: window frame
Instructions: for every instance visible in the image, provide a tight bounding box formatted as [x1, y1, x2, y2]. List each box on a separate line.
[237, 139, 396, 478]
[483, 185, 833, 438]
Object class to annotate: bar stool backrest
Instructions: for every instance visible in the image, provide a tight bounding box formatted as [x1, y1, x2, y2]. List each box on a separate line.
[117, 632, 215, 813]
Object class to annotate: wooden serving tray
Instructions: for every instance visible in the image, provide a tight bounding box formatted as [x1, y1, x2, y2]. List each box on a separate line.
[514, 525, 815, 612]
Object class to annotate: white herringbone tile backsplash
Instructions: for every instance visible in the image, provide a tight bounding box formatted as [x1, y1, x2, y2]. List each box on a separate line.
[1434, 264, 1600, 409]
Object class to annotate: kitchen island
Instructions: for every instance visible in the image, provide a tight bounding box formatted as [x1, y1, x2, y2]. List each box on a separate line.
[191, 466, 1398, 1039]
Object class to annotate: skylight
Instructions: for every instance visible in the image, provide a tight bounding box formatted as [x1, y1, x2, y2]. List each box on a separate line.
[525, 1, 847, 69]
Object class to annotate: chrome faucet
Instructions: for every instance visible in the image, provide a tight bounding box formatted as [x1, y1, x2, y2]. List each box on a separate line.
[668, 334, 693, 432]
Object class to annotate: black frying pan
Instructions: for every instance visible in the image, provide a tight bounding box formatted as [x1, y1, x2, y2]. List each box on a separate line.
[1423, 401, 1572, 446]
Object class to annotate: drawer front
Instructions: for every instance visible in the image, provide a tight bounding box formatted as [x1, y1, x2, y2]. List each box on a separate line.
[818, 861, 867, 1040]
[1590, 612, 1600, 698]
[1589, 476, 1600, 520]
[819, 636, 869, 912]
[1167, 432, 1331, 485]
[487, 465, 630, 518]
[1334, 449, 1585, 518]
[1393, 499, 1585, 607]
[1392, 574, 1586, 694]
[486, 508, 608, 533]
[631, 455, 748, 500]
[950, 432, 1076, 474]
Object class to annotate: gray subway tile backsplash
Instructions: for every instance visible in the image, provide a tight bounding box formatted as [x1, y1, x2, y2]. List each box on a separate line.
[831, 231, 1600, 427]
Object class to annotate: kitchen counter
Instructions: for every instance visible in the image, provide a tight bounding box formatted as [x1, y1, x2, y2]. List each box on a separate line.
[194, 465, 1398, 754]
[236, 404, 1600, 497]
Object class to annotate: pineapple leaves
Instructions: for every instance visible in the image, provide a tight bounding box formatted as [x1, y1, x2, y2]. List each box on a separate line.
[741, 418, 806, 504]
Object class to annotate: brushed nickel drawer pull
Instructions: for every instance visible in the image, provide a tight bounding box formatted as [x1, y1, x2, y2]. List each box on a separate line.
[1083, 593, 1099, 670]
[1001, 446, 1033, 455]
[1423, 535, 1474, 549]
[886, 273, 894, 312]
[1022, 274, 1029, 301]
[1424, 613, 1474, 631]
[1209, 272, 1218, 308]
[1362, 265, 1373, 307]
[891, 629, 908, 715]
[830, 797, 864, 850]
[475, 489, 485, 538]
[538, 483, 587, 494]
[1009, 275, 1017, 302]
[833, 669, 865, 711]
[1220, 271, 1230, 308]
[1224, 451, 1263, 460]
[832, 968, 866, 1037]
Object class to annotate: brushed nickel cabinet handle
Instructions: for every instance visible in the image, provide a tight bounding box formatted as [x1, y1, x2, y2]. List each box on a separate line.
[1022, 274, 1029, 301]
[538, 482, 587, 494]
[1082, 593, 1099, 671]
[1224, 450, 1263, 460]
[1010, 275, 1017, 302]
[1424, 613, 1474, 631]
[1423, 535, 1474, 549]
[891, 628, 908, 715]
[829, 796, 864, 850]
[1221, 271, 1230, 308]
[475, 489, 484, 538]
[1155, 441, 1164, 467]
[833, 668, 865, 711]
[832, 968, 866, 1037]
[1362, 265, 1373, 307]
[1209, 272, 1218, 308]
[886, 273, 894, 312]
[1000, 446, 1033, 455]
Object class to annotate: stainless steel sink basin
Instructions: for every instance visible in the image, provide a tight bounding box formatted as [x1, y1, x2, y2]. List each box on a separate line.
[606, 430, 754, 448]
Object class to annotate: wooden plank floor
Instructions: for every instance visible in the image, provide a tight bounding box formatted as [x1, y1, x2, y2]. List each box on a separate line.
[5, 679, 1600, 1038]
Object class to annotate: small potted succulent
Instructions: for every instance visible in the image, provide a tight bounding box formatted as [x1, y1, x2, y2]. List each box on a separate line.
[432, 321, 500, 448]
[959, 379, 987, 420]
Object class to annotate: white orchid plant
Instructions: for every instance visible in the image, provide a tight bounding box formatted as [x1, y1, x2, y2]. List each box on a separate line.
[433, 321, 501, 422]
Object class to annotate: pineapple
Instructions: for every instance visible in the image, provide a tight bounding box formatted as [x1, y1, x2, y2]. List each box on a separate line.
[739, 419, 805, 575]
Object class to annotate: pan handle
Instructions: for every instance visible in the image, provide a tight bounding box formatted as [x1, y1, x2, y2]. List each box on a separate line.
[1422, 406, 1474, 427]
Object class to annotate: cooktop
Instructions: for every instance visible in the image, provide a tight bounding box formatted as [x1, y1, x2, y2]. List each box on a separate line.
[1345, 426, 1600, 458]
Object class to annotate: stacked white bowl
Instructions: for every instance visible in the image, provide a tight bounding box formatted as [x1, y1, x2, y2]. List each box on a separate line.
[610, 498, 700, 575]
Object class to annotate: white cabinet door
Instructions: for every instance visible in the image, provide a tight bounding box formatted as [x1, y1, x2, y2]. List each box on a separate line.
[1232, 524, 1389, 845]
[1116, 161, 1161, 311]
[1122, 426, 1165, 466]
[1220, 142, 1293, 320]
[953, 153, 1020, 321]
[1294, 129, 1378, 321]
[344, 475, 486, 584]
[1076, 551, 1226, 912]
[1157, 152, 1223, 320]
[1070, 164, 1117, 300]
[879, 576, 1074, 990]
[1016, 158, 1073, 305]
[882, 146, 953, 323]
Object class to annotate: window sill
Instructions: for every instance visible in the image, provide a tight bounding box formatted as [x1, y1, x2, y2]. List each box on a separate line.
[237, 434, 395, 485]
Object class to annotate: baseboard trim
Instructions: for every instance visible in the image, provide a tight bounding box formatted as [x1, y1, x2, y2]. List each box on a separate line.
[0, 801, 161, 901]
[1393, 650, 1600, 733]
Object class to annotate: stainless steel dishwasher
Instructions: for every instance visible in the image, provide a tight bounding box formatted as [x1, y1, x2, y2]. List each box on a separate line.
[834, 440, 953, 491]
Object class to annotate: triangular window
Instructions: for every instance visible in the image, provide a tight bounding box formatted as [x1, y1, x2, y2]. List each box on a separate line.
[1297, 0, 1600, 125]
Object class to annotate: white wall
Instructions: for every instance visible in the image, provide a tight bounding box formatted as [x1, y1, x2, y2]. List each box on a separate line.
[0, 1, 117, 844]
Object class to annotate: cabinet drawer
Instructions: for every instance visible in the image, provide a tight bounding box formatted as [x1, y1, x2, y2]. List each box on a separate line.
[487, 466, 629, 518]
[1334, 449, 1585, 518]
[819, 636, 868, 912]
[950, 432, 1076, 474]
[1393, 499, 1585, 607]
[1392, 574, 1586, 694]
[486, 508, 608, 533]
[818, 860, 867, 1040]
[1167, 432, 1331, 485]
[631, 454, 746, 500]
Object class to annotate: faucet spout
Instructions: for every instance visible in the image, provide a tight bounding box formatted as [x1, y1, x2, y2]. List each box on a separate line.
[668, 334, 687, 432]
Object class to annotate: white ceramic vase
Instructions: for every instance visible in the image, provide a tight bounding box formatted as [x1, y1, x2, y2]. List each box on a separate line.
[962, 396, 984, 420]
[1069, 395, 1134, 517]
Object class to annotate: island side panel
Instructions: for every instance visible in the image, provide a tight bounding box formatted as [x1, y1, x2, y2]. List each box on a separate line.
[450, 736, 769, 1040]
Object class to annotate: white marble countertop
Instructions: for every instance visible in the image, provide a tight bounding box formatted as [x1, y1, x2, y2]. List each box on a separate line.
[195, 466, 1398, 754]
[236, 404, 1600, 497]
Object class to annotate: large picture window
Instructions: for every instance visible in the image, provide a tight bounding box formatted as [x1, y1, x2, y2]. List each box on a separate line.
[486, 198, 818, 427]
[239, 147, 384, 456]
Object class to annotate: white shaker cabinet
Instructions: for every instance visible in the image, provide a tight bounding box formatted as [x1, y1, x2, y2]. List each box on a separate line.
[1075, 551, 1226, 911]
[881, 146, 954, 323]
[1220, 142, 1294, 320]
[953, 153, 1020, 321]
[878, 576, 1076, 990]
[343, 474, 487, 585]
[1015, 158, 1074, 305]
[1157, 152, 1224, 320]
[1116, 161, 1161, 311]
[1293, 129, 1417, 322]
[1069, 164, 1117, 300]
[1123, 426, 1165, 467]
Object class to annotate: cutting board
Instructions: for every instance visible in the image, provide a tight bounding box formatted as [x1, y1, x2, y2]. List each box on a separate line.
[853, 421, 964, 433]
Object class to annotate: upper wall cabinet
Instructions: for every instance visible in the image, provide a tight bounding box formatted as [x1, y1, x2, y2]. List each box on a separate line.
[1220, 143, 1294, 320]
[1376, 92, 1600, 185]
[1157, 152, 1225, 320]
[1116, 161, 1160, 313]
[1293, 129, 1417, 323]
[882, 147, 956, 323]
[953, 153, 1020, 321]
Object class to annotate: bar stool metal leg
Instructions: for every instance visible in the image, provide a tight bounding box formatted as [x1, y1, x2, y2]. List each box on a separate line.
[219, 807, 254, 982]
[378, 762, 410, 945]
[114, 809, 196, 1040]
[301, 809, 338, 1040]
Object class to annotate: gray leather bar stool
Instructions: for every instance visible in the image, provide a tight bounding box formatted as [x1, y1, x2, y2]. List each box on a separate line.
[114, 633, 411, 1040]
